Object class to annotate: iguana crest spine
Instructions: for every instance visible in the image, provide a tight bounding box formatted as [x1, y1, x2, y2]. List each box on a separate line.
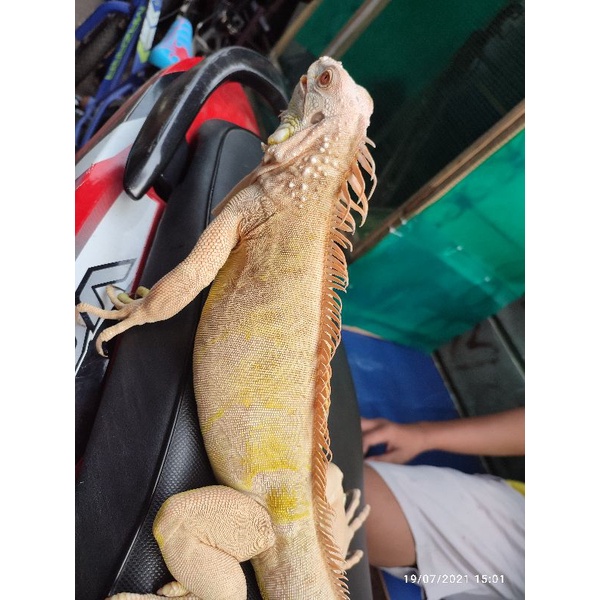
[313, 139, 376, 598]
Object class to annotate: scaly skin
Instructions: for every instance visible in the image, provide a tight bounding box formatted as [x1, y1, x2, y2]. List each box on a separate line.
[77, 57, 376, 600]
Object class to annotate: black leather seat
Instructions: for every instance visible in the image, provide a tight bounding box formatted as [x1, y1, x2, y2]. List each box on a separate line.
[76, 118, 372, 600]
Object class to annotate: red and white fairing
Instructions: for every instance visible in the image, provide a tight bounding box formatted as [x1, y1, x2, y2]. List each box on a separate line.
[75, 57, 260, 374]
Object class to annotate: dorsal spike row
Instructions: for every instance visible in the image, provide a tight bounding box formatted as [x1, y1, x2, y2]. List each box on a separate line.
[311, 137, 376, 600]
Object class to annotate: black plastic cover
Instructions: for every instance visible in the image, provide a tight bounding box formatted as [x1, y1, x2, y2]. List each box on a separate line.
[123, 46, 289, 200]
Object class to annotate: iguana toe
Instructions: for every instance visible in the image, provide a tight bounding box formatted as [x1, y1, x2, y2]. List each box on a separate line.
[156, 581, 190, 597]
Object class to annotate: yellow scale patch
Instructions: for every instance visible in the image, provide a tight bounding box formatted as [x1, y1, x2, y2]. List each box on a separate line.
[265, 486, 310, 525]
[246, 428, 310, 524]
[201, 396, 311, 527]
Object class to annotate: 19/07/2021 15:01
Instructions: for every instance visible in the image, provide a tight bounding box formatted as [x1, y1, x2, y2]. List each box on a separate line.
[403, 574, 506, 585]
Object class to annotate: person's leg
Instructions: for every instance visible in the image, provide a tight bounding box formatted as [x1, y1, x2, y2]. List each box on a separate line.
[364, 462, 525, 599]
[363, 464, 416, 568]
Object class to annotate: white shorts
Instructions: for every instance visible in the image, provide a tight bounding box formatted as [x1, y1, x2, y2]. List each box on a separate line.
[366, 462, 524, 600]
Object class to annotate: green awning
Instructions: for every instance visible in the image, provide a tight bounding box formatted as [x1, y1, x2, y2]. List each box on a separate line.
[343, 129, 525, 352]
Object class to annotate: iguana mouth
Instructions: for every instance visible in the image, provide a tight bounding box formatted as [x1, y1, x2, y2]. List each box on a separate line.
[267, 117, 300, 145]
[267, 75, 308, 146]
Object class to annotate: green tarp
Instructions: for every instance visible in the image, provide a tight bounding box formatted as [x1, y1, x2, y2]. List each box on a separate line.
[297, 0, 508, 101]
[343, 130, 525, 352]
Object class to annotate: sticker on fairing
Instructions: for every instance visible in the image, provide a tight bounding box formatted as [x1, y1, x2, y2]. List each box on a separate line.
[75, 189, 160, 373]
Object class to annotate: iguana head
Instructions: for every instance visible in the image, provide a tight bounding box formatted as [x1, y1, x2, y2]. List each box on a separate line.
[267, 56, 373, 146]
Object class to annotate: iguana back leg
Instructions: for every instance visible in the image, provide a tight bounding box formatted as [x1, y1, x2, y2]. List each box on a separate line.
[326, 462, 371, 570]
[106, 486, 275, 600]
[156, 485, 275, 600]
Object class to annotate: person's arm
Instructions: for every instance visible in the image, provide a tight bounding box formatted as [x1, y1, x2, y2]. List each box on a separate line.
[361, 407, 524, 464]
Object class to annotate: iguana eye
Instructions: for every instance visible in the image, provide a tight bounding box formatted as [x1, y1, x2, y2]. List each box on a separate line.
[317, 69, 333, 88]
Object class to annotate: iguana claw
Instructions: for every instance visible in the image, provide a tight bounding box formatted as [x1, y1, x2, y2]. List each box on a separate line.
[345, 488, 371, 534]
[76, 284, 152, 357]
[156, 581, 191, 597]
[116, 286, 150, 305]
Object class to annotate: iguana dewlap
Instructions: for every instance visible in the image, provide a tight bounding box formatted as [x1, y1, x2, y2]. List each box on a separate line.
[77, 56, 376, 600]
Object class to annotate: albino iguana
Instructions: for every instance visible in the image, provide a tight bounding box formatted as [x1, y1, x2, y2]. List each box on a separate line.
[77, 56, 377, 600]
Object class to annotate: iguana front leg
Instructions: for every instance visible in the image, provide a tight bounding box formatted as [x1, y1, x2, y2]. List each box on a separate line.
[76, 202, 244, 356]
[326, 462, 371, 570]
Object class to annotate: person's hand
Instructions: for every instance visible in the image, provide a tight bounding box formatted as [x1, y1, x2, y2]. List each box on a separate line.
[361, 417, 428, 464]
